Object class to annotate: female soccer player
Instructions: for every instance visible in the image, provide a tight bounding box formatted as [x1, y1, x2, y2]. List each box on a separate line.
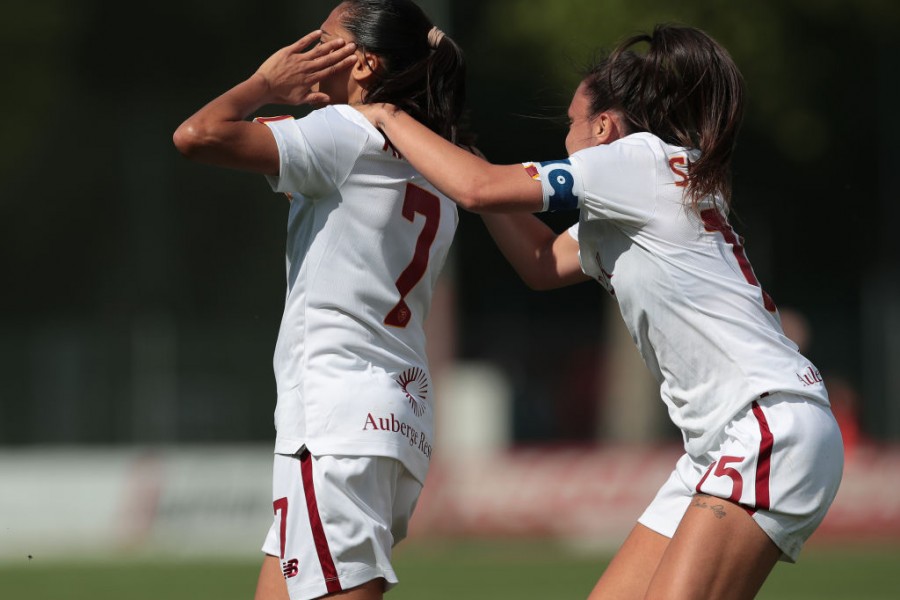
[173, 1, 467, 598]
[357, 23, 844, 600]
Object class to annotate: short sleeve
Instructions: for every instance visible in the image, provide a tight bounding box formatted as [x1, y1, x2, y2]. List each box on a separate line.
[256, 107, 367, 198]
[567, 137, 659, 226]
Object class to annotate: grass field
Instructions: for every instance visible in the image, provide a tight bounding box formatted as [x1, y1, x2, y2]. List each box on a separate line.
[1, 539, 898, 599]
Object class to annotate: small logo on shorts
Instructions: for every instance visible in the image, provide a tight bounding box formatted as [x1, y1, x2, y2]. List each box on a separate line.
[282, 558, 299, 579]
[395, 367, 428, 417]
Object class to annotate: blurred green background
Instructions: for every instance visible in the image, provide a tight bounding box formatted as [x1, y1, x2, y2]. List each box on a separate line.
[2, 0, 899, 447]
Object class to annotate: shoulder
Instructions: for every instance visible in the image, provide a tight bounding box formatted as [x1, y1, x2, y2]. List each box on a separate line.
[565, 134, 656, 184]
[578, 132, 670, 161]
[262, 106, 379, 145]
[303, 105, 383, 143]
[618, 132, 696, 170]
[332, 105, 383, 136]
[568, 133, 678, 223]
[572, 132, 690, 178]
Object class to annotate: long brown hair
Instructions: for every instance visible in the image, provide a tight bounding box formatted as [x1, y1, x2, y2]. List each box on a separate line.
[341, 0, 467, 143]
[583, 24, 745, 211]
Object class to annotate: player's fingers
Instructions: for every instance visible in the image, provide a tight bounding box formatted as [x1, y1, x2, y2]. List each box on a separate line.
[334, 52, 359, 70]
[306, 39, 355, 67]
[304, 44, 357, 77]
[286, 30, 322, 53]
[284, 31, 349, 61]
[319, 53, 358, 81]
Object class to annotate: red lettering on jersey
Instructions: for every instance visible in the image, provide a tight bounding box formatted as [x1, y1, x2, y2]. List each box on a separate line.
[363, 414, 376, 430]
[668, 155, 689, 187]
[382, 139, 403, 159]
[797, 366, 823, 386]
[701, 209, 777, 312]
[385, 184, 440, 327]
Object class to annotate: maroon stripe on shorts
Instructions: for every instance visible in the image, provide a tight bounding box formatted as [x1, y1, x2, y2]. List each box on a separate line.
[299, 451, 342, 594]
[751, 400, 774, 511]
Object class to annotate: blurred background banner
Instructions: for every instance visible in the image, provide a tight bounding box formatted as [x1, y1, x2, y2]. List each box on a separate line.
[1, 0, 899, 559]
[1, 442, 897, 560]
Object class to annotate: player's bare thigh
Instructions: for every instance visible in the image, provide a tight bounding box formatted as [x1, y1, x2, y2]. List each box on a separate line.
[645, 494, 781, 600]
[587, 523, 668, 600]
[255, 555, 290, 600]
[255, 554, 387, 600]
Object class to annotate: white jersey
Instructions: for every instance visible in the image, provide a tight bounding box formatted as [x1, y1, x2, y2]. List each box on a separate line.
[259, 105, 458, 483]
[530, 132, 829, 457]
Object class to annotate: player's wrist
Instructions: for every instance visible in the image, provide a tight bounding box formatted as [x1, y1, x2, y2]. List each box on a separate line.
[246, 72, 276, 102]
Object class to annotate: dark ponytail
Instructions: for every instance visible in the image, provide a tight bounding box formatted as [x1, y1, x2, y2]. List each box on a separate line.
[584, 24, 745, 211]
[341, 0, 467, 143]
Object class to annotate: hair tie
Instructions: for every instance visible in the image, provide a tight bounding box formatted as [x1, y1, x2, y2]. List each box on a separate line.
[428, 26, 445, 49]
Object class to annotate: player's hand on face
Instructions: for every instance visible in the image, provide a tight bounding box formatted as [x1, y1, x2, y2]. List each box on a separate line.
[255, 30, 357, 106]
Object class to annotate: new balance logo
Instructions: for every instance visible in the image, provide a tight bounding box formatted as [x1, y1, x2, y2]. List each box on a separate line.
[282, 558, 299, 579]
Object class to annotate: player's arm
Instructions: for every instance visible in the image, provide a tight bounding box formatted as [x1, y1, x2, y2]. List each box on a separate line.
[173, 74, 282, 174]
[173, 31, 357, 175]
[361, 104, 543, 213]
[481, 213, 589, 290]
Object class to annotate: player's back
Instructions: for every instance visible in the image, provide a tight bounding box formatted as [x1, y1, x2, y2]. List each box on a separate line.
[259, 105, 457, 478]
[571, 132, 828, 454]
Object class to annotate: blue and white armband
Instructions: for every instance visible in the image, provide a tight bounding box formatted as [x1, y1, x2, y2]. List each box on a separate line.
[522, 159, 583, 213]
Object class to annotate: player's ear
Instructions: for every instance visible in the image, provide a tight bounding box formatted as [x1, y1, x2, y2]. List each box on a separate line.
[594, 111, 626, 145]
[352, 51, 381, 86]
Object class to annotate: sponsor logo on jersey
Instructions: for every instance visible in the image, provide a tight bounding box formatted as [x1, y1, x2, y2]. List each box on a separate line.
[363, 412, 432, 459]
[396, 367, 428, 417]
[797, 366, 823, 386]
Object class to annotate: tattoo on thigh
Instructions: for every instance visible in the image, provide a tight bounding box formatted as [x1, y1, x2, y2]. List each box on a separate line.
[691, 498, 727, 519]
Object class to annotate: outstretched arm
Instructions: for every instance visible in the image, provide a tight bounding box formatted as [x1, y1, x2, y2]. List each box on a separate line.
[173, 31, 357, 175]
[361, 104, 543, 213]
[481, 213, 589, 290]
[361, 104, 589, 288]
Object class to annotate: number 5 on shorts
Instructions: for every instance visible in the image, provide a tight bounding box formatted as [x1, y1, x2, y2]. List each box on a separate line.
[696, 455, 745, 503]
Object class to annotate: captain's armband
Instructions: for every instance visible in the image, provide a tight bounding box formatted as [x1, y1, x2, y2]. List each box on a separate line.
[525, 159, 582, 212]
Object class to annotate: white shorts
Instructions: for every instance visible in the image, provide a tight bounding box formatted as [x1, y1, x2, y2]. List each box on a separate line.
[261, 450, 422, 600]
[638, 392, 844, 562]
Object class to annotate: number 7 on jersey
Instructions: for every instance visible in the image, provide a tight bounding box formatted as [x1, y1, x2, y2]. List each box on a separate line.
[384, 184, 441, 328]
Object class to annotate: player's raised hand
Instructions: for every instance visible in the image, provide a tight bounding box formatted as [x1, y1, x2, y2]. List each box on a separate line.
[255, 30, 357, 106]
